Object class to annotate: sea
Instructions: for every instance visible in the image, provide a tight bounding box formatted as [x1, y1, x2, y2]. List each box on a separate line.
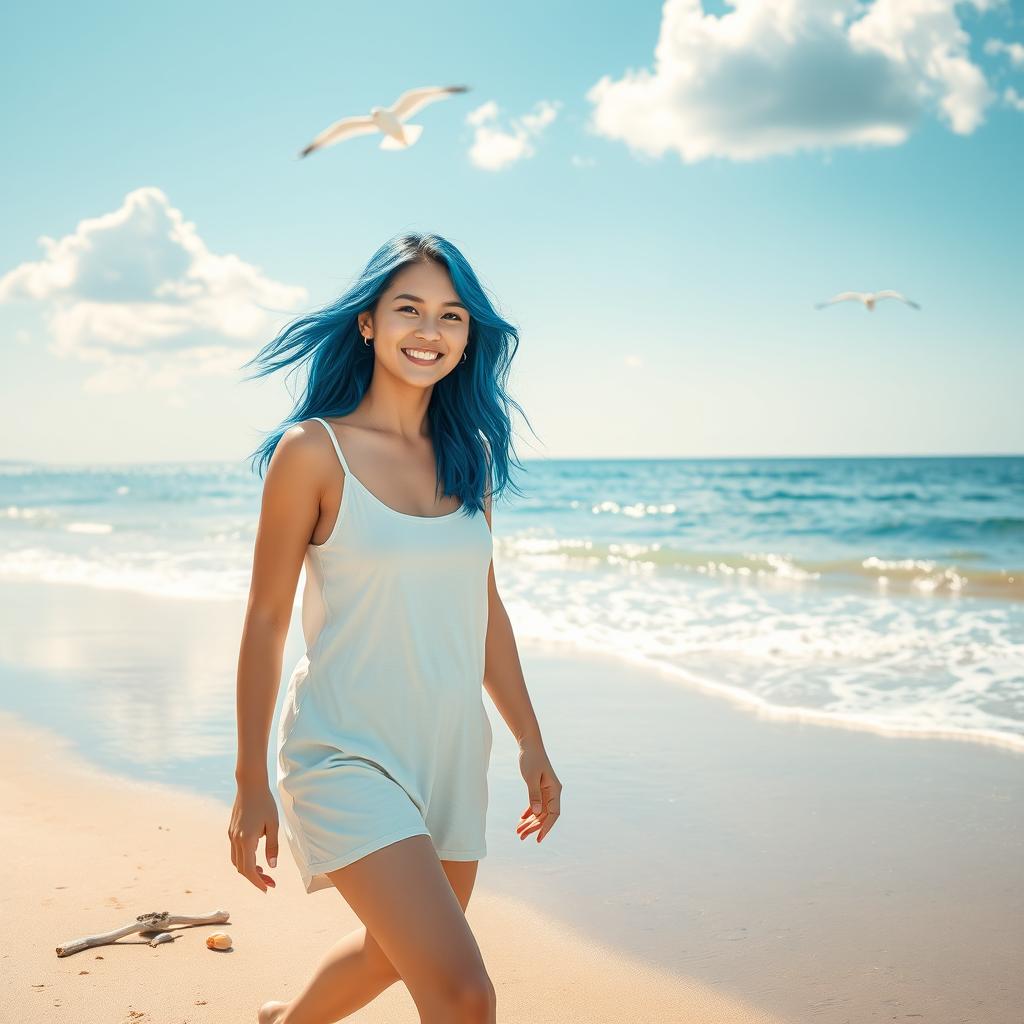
[2, 454, 1022, 752]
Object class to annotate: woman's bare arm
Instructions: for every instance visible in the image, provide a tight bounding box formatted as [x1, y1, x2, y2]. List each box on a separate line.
[481, 492, 562, 841]
[234, 423, 327, 788]
[481, 492, 543, 746]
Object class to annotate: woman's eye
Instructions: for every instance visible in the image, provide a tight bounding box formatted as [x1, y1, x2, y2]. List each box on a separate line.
[397, 305, 461, 321]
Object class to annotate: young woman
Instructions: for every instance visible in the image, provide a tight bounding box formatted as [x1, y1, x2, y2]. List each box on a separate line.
[229, 233, 563, 1024]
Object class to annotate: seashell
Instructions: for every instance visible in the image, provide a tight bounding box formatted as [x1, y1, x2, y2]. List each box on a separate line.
[206, 932, 232, 950]
[149, 932, 174, 947]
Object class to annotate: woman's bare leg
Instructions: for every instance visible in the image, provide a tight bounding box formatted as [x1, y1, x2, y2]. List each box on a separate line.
[331, 837, 492, 1024]
[257, 924, 399, 1024]
[263, 843, 488, 1024]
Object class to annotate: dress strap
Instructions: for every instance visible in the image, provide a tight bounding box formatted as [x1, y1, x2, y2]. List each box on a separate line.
[311, 417, 352, 475]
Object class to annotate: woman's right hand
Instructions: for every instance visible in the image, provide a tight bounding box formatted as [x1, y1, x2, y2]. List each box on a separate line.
[228, 783, 279, 892]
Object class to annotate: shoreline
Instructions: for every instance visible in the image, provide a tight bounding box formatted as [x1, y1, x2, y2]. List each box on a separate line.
[601, 644, 1024, 756]
[1, 574, 1022, 757]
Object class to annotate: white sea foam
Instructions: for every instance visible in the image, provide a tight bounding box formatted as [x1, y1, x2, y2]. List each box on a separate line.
[2, 535, 1021, 751]
[0, 547, 251, 601]
[492, 547, 1024, 754]
[66, 522, 114, 535]
[3, 454, 1023, 753]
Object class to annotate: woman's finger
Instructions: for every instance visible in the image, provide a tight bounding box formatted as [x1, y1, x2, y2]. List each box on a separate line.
[239, 843, 269, 893]
[516, 809, 547, 833]
[536, 810, 560, 840]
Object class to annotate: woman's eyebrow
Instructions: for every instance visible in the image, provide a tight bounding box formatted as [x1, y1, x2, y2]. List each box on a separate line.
[392, 292, 467, 310]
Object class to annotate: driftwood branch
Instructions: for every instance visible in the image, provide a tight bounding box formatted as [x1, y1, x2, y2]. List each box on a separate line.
[56, 909, 230, 957]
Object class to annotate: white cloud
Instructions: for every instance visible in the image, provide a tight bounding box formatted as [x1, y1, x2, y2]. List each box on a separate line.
[0, 186, 308, 392]
[1005, 86, 1024, 110]
[585, 0, 1000, 163]
[985, 37, 1024, 68]
[465, 99, 561, 171]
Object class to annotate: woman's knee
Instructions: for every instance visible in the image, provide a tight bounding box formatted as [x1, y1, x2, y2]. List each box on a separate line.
[325, 836, 493, 1016]
[431, 968, 496, 1022]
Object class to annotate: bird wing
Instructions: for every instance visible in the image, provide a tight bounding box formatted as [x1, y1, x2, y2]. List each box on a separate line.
[814, 291, 864, 309]
[390, 85, 469, 121]
[299, 115, 379, 158]
[875, 290, 921, 309]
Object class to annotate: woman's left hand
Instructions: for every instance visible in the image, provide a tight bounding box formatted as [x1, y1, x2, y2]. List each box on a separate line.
[516, 736, 562, 843]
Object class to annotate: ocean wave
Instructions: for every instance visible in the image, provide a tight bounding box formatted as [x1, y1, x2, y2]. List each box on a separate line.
[497, 536, 1024, 599]
[0, 548, 249, 601]
[737, 488, 846, 502]
[862, 516, 1024, 539]
[496, 562, 1024, 754]
[2, 535, 1022, 753]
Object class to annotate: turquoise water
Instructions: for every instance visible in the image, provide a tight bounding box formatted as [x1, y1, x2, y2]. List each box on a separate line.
[2, 455, 1023, 748]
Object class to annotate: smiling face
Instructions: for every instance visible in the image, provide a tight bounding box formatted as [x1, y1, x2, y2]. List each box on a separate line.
[359, 260, 470, 387]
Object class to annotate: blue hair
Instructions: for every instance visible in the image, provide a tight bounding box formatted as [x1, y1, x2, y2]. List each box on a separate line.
[239, 232, 533, 516]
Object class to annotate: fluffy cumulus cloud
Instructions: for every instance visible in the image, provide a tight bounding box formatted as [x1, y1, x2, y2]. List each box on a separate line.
[465, 99, 561, 171]
[0, 187, 308, 392]
[983, 35, 1024, 111]
[984, 37, 1024, 68]
[585, 0, 1005, 163]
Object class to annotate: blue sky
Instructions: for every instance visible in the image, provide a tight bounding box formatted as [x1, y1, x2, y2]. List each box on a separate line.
[2, 0, 1022, 462]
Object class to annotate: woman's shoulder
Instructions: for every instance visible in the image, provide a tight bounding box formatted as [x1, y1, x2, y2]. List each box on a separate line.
[270, 418, 344, 478]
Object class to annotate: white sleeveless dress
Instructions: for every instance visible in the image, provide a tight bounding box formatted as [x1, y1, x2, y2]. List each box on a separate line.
[276, 417, 494, 894]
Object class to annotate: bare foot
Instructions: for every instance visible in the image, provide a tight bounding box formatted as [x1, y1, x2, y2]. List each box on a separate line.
[257, 999, 289, 1024]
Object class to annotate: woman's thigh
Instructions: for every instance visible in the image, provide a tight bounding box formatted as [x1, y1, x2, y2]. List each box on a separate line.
[325, 835, 488, 1001]
[358, 856, 481, 980]
[439, 856, 480, 911]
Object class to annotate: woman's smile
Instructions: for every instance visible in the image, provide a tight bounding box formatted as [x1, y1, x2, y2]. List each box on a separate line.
[402, 347, 443, 365]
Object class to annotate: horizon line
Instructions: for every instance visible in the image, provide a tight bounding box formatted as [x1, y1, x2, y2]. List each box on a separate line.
[2, 451, 1023, 468]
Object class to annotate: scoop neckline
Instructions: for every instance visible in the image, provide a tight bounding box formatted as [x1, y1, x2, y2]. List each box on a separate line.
[349, 473, 465, 521]
[319, 417, 465, 522]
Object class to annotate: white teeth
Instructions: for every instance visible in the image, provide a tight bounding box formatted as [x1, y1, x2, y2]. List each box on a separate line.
[404, 349, 440, 360]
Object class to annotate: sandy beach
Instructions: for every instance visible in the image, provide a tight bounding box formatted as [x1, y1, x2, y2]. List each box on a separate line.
[3, 707, 779, 1024]
[2, 578, 1023, 1022]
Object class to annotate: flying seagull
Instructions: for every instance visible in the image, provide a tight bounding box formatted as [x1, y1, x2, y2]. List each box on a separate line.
[814, 290, 921, 312]
[298, 85, 470, 158]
